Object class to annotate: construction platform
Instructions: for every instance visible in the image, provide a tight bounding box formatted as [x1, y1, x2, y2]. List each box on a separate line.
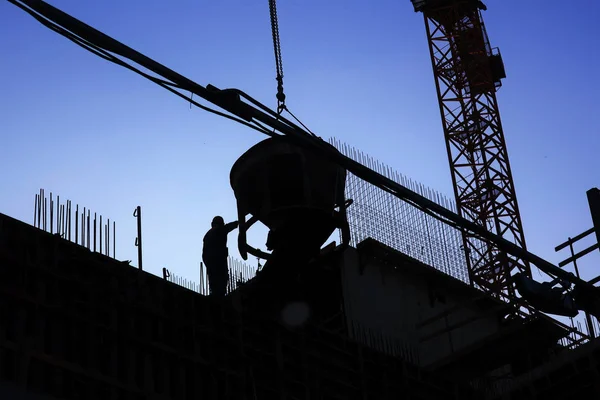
[0, 213, 479, 399]
[1, 212, 600, 399]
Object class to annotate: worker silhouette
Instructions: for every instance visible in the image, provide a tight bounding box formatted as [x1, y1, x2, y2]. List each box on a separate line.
[202, 216, 239, 297]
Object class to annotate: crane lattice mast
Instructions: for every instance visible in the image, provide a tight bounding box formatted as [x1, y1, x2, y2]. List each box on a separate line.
[412, 0, 531, 301]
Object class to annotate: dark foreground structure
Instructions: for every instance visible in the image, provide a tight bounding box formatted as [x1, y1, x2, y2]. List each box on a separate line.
[3, 1, 600, 398]
[1, 212, 600, 399]
[0, 213, 477, 399]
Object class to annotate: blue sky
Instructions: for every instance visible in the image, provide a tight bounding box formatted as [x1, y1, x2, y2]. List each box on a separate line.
[1, 0, 599, 286]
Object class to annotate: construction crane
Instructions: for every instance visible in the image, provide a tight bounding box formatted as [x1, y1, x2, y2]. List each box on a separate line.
[411, 0, 530, 303]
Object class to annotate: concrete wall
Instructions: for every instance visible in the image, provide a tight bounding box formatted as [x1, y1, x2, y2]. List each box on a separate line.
[339, 246, 501, 367]
[418, 282, 501, 366]
[339, 248, 423, 361]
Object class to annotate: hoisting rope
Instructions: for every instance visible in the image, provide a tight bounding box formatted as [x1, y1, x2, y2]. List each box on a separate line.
[268, 0, 285, 114]
[267, 0, 317, 137]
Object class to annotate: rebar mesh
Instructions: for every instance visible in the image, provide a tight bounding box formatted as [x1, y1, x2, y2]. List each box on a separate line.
[330, 137, 470, 283]
[164, 256, 260, 296]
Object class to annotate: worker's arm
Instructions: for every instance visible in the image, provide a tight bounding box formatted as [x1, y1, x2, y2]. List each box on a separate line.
[224, 221, 239, 233]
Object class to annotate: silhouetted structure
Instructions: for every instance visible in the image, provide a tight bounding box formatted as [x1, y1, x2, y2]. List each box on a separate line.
[1, 141, 596, 400]
[0, 213, 482, 399]
[4, 1, 600, 398]
[3, 211, 600, 399]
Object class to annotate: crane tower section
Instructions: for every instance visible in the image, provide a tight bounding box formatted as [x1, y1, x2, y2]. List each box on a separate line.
[411, 0, 531, 300]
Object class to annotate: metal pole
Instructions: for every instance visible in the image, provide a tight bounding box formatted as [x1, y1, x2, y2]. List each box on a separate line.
[199, 262, 204, 294]
[34, 194, 38, 227]
[50, 192, 53, 234]
[113, 220, 116, 259]
[107, 218, 110, 257]
[99, 215, 103, 254]
[75, 204, 79, 245]
[134, 206, 142, 270]
[68, 200, 71, 241]
[87, 210, 90, 249]
[43, 196, 47, 231]
[93, 212, 97, 252]
[82, 207, 86, 247]
[56, 195, 60, 235]
[59, 204, 64, 237]
[38, 189, 42, 229]
[37, 190, 42, 229]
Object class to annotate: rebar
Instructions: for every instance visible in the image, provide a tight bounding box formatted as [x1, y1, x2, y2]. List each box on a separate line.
[329, 138, 469, 283]
[82, 207, 85, 247]
[87, 210, 90, 250]
[75, 204, 79, 244]
[67, 200, 71, 241]
[31, 189, 117, 258]
[56, 195, 59, 235]
[99, 215, 103, 254]
[165, 256, 257, 296]
[50, 192, 53, 234]
[93, 212, 97, 252]
[107, 218, 111, 257]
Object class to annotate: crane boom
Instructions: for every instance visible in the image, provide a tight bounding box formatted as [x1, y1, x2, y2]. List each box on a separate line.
[412, 0, 531, 302]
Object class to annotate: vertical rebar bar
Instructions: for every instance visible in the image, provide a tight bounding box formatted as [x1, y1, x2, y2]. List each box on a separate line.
[75, 204, 79, 245]
[99, 215, 103, 254]
[38, 190, 42, 228]
[82, 208, 86, 247]
[43, 195, 47, 231]
[50, 192, 53, 234]
[34, 194, 38, 227]
[113, 220, 116, 259]
[93, 212, 97, 252]
[56, 195, 60, 235]
[87, 210, 90, 249]
[59, 204, 64, 237]
[68, 200, 71, 241]
[201, 262, 206, 295]
[107, 218, 110, 257]
[36, 190, 40, 228]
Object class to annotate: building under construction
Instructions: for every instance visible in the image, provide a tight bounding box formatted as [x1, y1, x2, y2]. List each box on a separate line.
[2, 0, 600, 399]
[2, 138, 600, 399]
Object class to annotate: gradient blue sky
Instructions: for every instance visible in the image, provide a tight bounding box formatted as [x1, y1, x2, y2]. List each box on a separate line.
[1, 0, 599, 285]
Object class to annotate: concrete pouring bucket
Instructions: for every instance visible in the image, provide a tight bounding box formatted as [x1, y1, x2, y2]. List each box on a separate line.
[230, 136, 348, 260]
